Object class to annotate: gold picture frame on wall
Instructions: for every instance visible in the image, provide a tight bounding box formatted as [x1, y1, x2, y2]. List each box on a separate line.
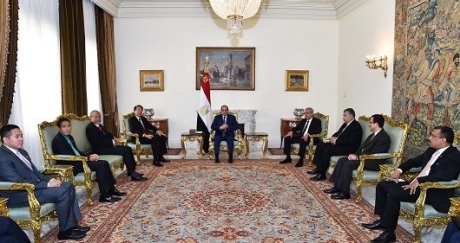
[285, 70, 309, 91]
[140, 70, 164, 91]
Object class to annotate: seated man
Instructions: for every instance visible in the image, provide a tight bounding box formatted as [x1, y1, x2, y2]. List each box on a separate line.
[128, 104, 169, 167]
[86, 110, 146, 181]
[308, 108, 362, 181]
[0, 216, 31, 243]
[323, 114, 391, 199]
[441, 220, 460, 243]
[0, 124, 89, 240]
[279, 107, 322, 167]
[211, 105, 239, 163]
[361, 126, 460, 243]
[52, 118, 125, 203]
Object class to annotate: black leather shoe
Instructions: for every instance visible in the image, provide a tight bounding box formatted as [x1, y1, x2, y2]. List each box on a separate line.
[361, 220, 386, 230]
[138, 173, 144, 177]
[323, 187, 341, 194]
[310, 174, 326, 181]
[331, 192, 350, 200]
[307, 169, 318, 174]
[279, 159, 292, 164]
[153, 161, 164, 167]
[228, 156, 233, 163]
[58, 230, 86, 240]
[370, 230, 396, 243]
[72, 225, 90, 232]
[159, 157, 170, 162]
[99, 196, 121, 203]
[215, 155, 220, 163]
[295, 161, 304, 167]
[109, 188, 127, 197]
[131, 175, 148, 181]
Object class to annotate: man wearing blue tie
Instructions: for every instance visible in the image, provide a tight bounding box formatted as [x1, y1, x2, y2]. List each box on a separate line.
[211, 105, 239, 163]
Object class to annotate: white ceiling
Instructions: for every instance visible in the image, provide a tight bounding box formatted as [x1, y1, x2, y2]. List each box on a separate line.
[92, 0, 367, 19]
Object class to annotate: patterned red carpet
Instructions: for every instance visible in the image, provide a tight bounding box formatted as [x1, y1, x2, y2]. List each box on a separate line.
[42, 160, 413, 242]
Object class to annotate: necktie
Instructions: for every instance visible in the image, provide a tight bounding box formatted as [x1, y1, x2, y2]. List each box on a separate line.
[336, 124, 348, 138]
[417, 150, 442, 178]
[64, 135, 81, 156]
[98, 124, 106, 134]
[16, 151, 33, 170]
[138, 117, 146, 131]
[302, 120, 310, 135]
[222, 116, 227, 137]
[223, 116, 227, 124]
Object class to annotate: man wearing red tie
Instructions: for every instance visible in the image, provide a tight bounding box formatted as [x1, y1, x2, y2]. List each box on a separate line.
[211, 105, 239, 163]
[361, 126, 460, 243]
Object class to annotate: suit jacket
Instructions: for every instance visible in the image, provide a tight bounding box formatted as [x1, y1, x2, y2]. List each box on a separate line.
[399, 146, 460, 213]
[332, 119, 362, 151]
[52, 132, 87, 157]
[0, 145, 51, 206]
[128, 116, 158, 138]
[290, 117, 322, 144]
[211, 114, 239, 138]
[355, 129, 391, 170]
[86, 122, 115, 149]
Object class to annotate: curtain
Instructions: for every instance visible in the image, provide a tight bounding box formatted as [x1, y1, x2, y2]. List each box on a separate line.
[95, 7, 119, 136]
[59, 0, 88, 115]
[10, 0, 61, 166]
[0, 0, 9, 103]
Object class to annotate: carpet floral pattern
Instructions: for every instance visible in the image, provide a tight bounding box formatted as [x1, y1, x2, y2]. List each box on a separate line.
[42, 160, 413, 242]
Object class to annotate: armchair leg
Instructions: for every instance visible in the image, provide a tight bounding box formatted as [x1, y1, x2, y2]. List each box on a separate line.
[355, 183, 363, 202]
[414, 221, 422, 243]
[31, 220, 42, 243]
[85, 184, 93, 206]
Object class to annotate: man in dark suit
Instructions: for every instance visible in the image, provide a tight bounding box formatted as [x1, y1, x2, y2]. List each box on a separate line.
[0, 216, 31, 242]
[211, 105, 239, 163]
[323, 114, 391, 199]
[279, 107, 322, 167]
[86, 110, 146, 181]
[128, 104, 169, 167]
[362, 126, 460, 243]
[52, 118, 125, 203]
[309, 108, 363, 181]
[0, 124, 89, 240]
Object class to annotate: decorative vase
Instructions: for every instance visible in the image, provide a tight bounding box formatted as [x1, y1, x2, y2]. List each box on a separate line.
[293, 108, 304, 120]
[144, 108, 154, 119]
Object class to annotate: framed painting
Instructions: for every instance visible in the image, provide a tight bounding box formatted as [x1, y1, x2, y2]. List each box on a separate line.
[196, 47, 255, 90]
[285, 70, 309, 91]
[140, 70, 164, 91]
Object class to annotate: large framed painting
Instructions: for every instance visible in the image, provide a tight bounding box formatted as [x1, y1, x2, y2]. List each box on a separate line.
[140, 70, 164, 92]
[196, 47, 255, 90]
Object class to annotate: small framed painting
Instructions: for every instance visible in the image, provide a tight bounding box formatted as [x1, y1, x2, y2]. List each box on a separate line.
[286, 70, 309, 91]
[140, 70, 164, 91]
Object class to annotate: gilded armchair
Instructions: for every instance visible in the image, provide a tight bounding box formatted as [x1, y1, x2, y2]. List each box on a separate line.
[121, 112, 153, 163]
[208, 112, 246, 159]
[290, 112, 329, 166]
[329, 115, 409, 202]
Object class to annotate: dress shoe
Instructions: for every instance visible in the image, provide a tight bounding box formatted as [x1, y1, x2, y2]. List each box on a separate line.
[310, 174, 326, 181]
[131, 175, 148, 181]
[215, 155, 220, 163]
[99, 196, 121, 203]
[295, 161, 304, 167]
[153, 161, 164, 167]
[72, 225, 90, 232]
[58, 230, 86, 240]
[361, 220, 386, 230]
[306, 169, 318, 174]
[138, 173, 144, 177]
[159, 157, 170, 162]
[228, 156, 233, 163]
[323, 187, 341, 194]
[109, 188, 127, 197]
[370, 230, 396, 243]
[331, 192, 350, 200]
[279, 159, 292, 164]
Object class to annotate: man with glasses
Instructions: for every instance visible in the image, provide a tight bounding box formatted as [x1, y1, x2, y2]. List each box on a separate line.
[362, 126, 460, 243]
[211, 105, 239, 163]
[308, 108, 363, 181]
[323, 114, 391, 200]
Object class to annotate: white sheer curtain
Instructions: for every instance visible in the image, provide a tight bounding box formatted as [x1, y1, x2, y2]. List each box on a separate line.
[83, 0, 102, 117]
[9, 0, 61, 166]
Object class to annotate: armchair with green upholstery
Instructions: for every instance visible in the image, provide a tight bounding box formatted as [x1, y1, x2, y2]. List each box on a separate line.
[290, 112, 329, 166]
[329, 115, 409, 202]
[121, 112, 153, 163]
[208, 112, 246, 159]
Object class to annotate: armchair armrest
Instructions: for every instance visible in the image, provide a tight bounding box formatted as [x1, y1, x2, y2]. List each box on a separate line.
[0, 182, 40, 211]
[414, 180, 460, 216]
[45, 154, 91, 174]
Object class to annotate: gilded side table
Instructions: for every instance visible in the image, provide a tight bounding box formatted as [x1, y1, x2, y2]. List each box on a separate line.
[181, 132, 204, 159]
[280, 118, 301, 148]
[0, 197, 9, 216]
[245, 132, 268, 159]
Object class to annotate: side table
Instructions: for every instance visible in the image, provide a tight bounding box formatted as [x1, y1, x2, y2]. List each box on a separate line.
[0, 197, 9, 216]
[245, 132, 268, 159]
[181, 132, 204, 159]
[148, 118, 169, 147]
[280, 118, 302, 148]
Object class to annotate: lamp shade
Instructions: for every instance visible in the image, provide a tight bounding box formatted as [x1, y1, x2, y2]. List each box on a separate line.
[209, 0, 262, 20]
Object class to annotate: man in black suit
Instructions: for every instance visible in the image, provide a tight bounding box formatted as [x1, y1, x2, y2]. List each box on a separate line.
[211, 105, 239, 163]
[324, 114, 391, 200]
[0, 216, 31, 242]
[52, 118, 125, 203]
[309, 108, 363, 181]
[128, 104, 169, 167]
[0, 124, 89, 240]
[280, 107, 322, 167]
[86, 110, 146, 181]
[362, 126, 460, 243]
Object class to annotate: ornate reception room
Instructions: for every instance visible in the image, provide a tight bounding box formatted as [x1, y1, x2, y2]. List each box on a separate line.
[1, 0, 459, 242]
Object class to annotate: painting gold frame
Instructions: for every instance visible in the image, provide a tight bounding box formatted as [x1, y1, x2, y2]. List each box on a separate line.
[140, 70, 164, 92]
[286, 70, 309, 91]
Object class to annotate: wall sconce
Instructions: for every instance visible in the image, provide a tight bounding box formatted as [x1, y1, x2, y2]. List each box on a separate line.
[365, 54, 388, 78]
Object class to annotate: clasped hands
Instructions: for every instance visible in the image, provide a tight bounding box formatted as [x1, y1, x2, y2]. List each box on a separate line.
[388, 170, 420, 195]
[48, 178, 62, 187]
[220, 124, 229, 130]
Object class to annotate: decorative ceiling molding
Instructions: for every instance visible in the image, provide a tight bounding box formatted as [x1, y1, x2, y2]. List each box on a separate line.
[91, 0, 366, 20]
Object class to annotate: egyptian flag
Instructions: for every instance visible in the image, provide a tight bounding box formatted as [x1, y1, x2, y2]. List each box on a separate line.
[197, 72, 212, 153]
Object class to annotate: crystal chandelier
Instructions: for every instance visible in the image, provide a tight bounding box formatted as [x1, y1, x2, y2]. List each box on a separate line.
[209, 0, 262, 35]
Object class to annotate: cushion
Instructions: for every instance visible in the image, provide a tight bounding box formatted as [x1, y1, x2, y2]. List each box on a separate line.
[8, 203, 56, 220]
